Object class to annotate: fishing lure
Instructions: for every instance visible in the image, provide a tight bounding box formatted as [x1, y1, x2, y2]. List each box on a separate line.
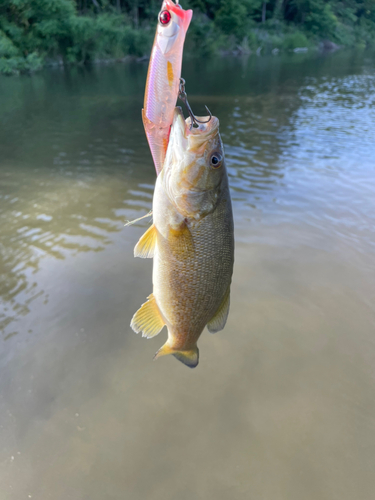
[142, 0, 192, 175]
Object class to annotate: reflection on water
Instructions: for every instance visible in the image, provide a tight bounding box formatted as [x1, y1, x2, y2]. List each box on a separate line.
[0, 162, 154, 334]
[1, 51, 375, 499]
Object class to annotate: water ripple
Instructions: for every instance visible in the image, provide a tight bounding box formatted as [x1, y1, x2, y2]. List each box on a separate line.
[1, 53, 375, 337]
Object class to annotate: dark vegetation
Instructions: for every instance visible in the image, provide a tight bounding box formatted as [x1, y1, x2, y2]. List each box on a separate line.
[1, 0, 375, 74]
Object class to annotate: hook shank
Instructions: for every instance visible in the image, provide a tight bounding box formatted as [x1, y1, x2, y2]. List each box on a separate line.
[178, 78, 212, 130]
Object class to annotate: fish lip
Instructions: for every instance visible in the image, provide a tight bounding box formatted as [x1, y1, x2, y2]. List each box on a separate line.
[171, 108, 220, 145]
[172, 108, 219, 134]
[172, 107, 190, 139]
[186, 116, 220, 136]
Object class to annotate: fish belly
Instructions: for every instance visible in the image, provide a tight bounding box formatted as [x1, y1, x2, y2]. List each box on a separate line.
[153, 186, 234, 349]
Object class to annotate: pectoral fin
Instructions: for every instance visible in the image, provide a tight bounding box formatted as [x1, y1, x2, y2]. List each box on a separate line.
[134, 224, 157, 259]
[130, 293, 165, 338]
[168, 221, 194, 258]
[207, 287, 231, 334]
[154, 342, 199, 369]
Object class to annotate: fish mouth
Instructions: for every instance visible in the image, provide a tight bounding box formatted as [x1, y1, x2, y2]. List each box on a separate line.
[172, 107, 189, 137]
[172, 107, 219, 139]
[169, 107, 220, 165]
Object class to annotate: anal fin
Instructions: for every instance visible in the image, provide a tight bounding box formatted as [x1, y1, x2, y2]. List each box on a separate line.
[130, 293, 165, 339]
[134, 224, 157, 259]
[207, 286, 231, 334]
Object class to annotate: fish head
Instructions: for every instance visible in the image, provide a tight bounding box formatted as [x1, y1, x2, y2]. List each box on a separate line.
[162, 107, 226, 218]
[156, 0, 193, 55]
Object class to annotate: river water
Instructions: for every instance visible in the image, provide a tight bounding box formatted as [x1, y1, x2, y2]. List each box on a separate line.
[0, 50, 374, 499]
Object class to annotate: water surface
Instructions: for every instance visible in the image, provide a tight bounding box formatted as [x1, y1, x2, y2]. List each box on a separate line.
[0, 51, 375, 500]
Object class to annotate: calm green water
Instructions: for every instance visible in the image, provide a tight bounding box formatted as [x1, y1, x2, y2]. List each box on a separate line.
[1, 51, 375, 500]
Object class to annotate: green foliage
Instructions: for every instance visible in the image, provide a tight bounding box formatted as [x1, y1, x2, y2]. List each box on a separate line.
[0, 51, 42, 74]
[304, 2, 338, 37]
[185, 12, 222, 57]
[282, 31, 309, 49]
[66, 13, 151, 63]
[215, 0, 248, 37]
[0, 0, 375, 74]
[0, 31, 19, 58]
[0, 0, 155, 72]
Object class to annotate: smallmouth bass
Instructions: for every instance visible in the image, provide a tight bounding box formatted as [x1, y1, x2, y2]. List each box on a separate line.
[131, 108, 234, 368]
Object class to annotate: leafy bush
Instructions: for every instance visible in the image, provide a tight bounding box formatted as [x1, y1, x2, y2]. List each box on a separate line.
[215, 0, 248, 38]
[185, 12, 224, 57]
[0, 30, 20, 58]
[0, 51, 42, 75]
[283, 31, 309, 50]
[304, 2, 338, 37]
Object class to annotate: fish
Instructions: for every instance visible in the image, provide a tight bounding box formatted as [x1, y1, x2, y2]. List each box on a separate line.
[131, 108, 234, 368]
[143, 0, 193, 176]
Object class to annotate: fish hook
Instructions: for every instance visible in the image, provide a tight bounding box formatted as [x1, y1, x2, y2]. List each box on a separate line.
[178, 78, 212, 130]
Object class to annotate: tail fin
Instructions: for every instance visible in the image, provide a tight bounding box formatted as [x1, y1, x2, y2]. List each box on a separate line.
[154, 342, 199, 369]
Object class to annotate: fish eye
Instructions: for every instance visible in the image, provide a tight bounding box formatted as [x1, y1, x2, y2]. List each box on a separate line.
[210, 153, 222, 169]
[159, 10, 171, 25]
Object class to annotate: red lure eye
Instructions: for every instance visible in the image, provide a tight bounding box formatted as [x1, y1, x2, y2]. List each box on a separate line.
[159, 10, 171, 25]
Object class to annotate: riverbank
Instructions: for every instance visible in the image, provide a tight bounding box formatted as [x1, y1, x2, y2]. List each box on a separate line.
[0, 24, 361, 76]
[1, 0, 375, 75]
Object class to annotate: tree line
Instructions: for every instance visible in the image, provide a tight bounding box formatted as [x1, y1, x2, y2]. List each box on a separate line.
[1, 0, 374, 74]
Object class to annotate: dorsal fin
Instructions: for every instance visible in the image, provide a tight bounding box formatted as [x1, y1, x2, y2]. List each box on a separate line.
[134, 224, 157, 259]
[130, 294, 165, 339]
[207, 286, 230, 334]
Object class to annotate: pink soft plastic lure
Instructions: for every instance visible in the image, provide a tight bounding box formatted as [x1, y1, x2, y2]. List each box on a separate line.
[142, 0, 192, 176]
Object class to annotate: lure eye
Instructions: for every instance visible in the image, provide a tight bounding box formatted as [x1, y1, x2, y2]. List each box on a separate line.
[210, 153, 222, 168]
[159, 10, 171, 25]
